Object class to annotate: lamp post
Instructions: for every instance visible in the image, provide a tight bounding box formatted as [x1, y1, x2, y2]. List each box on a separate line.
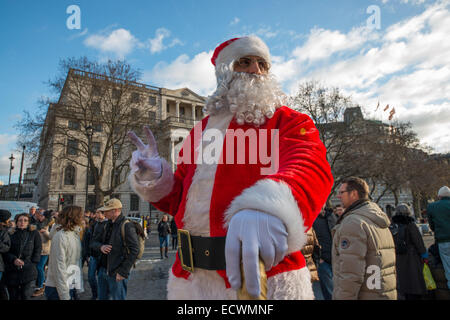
[8, 154, 15, 200]
[85, 125, 94, 211]
[16, 145, 25, 201]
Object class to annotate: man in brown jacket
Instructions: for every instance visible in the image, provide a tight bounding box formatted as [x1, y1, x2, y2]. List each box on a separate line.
[332, 177, 397, 300]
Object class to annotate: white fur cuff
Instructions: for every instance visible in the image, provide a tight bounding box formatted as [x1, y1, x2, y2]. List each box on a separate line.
[128, 158, 175, 203]
[224, 179, 307, 254]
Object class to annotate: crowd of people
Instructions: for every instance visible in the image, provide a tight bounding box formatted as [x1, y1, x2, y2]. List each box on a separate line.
[302, 180, 450, 300]
[0, 198, 144, 300]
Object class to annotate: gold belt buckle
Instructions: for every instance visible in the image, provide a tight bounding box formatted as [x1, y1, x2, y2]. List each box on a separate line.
[177, 229, 194, 272]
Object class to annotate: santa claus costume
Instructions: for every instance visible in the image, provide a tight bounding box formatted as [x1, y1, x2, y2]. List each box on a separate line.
[129, 36, 333, 299]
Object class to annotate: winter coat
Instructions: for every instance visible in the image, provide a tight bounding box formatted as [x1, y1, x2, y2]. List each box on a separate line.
[0, 227, 11, 272]
[332, 200, 397, 300]
[313, 209, 336, 264]
[4, 227, 42, 286]
[427, 197, 450, 243]
[301, 228, 320, 282]
[158, 221, 171, 237]
[90, 215, 140, 279]
[391, 215, 427, 296]
[45, 228, 83, 300]
[170, 219, 178, 236]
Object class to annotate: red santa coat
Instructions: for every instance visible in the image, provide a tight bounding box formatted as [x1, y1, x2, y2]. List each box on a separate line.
[130, 106, 333, 298]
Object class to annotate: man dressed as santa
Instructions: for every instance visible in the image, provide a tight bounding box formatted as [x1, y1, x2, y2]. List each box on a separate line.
[128, 36, 333, 299]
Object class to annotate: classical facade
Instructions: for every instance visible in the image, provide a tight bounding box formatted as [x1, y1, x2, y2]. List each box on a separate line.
[33, 69, 206, 215]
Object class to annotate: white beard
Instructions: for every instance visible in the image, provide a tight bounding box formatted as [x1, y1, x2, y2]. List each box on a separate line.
[204, 72, 287, 126]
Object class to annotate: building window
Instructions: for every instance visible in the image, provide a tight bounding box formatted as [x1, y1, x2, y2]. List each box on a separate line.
[87, 195, 96, 211]
[166, 104, 170, 113]
[64, 165, 76, 185]
[130, 194, 139, 211]
[92, 142, 101, 157]
[88, 167, 98, 185]
[67, 139, 78, 156]
[113, 144, 120, 160]
[149, 96, 157, 105]
[112, 88, 121, 100]
[92, 85, 102, 96]
[62, 194, 74, 206]
[92, 123, 102, 132]
[131, 92, 140, 103]
[131, 108, 140, 118]
[149, 111, 156, 119]
[68, 120, 80, 130]
[91, 101, 101, 113]
[111, 169, 121, 186]
[180, 106, 185, 117]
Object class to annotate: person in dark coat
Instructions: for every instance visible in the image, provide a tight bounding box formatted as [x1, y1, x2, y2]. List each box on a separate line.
[313, 206, 336, 300]
[0, 210, 12, 300]
[170, 218, 178, 250]
[4, 213, 42, 300]
[157, 215, 171, 259]
[391, 204, 427, 300]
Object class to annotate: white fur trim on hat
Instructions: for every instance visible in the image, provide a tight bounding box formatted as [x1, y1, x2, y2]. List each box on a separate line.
[215, 36, 272, 70]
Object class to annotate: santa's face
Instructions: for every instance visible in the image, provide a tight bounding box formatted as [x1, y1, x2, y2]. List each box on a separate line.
[205, 56, 286, 126]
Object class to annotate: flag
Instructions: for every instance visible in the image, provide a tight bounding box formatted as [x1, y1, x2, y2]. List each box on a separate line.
[383, 104, 389, 112]
[375, 101, 380, 111]
[389, 107, 396, 120]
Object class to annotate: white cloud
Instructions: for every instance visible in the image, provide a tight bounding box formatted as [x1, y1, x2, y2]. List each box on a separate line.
[272, 1, 450, 153]
[84, 28, 139, 58]
[143, 51, 216, 96]
[230, 17, 240, 26]
[148, 28, 182, 54]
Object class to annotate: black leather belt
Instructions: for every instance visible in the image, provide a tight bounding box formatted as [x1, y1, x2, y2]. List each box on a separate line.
[177, 229, 226, 272]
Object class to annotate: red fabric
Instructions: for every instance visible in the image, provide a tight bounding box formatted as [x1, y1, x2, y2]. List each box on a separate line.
[151, 106, 334, 286]
[211, 37, 240, 66]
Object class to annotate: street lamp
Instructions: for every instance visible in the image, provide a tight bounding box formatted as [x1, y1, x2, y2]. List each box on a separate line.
[8, 154, 15, 200]
[85, 125, 94, 211]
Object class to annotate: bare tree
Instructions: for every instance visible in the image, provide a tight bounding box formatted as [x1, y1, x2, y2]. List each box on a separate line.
[16, 57, 160, 208]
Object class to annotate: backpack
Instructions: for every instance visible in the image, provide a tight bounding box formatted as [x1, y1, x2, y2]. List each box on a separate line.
[389, 223, 408, 255]
[121, 219, 146, 262]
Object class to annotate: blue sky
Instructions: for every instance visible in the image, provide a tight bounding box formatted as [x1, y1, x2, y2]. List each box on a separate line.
[1, 0, 449, 184]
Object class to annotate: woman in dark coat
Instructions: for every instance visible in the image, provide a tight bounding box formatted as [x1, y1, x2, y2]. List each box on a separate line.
[4, 213, 42, 300]
[391, 204, 427, 300]
[0, 210, 12, 300]
[157, 215, 171, 259]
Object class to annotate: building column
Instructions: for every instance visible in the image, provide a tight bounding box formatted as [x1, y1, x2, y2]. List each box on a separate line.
[192, 104, 196, 122]
[171, 138, 176, 172]
[176, 100, 180, 121]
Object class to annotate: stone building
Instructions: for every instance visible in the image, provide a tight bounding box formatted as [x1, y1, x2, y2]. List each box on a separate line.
[33, 68, 206, 215]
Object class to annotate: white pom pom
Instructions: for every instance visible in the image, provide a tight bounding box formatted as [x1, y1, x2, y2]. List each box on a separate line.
[229, 104, 238, 113]
[245, 113, 255, 123]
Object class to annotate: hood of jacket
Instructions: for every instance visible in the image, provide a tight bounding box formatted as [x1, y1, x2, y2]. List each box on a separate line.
[344, 200, 391, 229]
[392, 214, 414, 225]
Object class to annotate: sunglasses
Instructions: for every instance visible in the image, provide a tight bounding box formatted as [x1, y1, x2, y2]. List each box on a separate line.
[235, 57, 269, 72]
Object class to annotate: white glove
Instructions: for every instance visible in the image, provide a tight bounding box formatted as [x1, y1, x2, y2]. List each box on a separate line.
[128, 126, 162, 182]
[225, 209, 288, 298]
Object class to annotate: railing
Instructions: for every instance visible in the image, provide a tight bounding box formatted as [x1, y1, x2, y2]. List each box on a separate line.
[69, 68, 161, 91]
[161, 116, 197, 127]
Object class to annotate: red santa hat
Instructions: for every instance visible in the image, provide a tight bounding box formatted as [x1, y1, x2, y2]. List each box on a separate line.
[211, 36, 272, 70]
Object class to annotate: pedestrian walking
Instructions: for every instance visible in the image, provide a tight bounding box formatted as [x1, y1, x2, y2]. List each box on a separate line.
[390, 204, 427, 300]
[90, 199, 140, 300]
[44, 205, 84, 300]
[157, 215, 170, 259]
[332, 177, 397, 300]
[4, 213, 42, 300]
[313, 206, 336, 300]
[32, 210, 53, 297]
[426, 186, 450, 289]
[170, 217, 178, 250]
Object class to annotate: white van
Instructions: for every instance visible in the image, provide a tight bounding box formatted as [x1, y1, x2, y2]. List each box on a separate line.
[0, 200, 38, 218]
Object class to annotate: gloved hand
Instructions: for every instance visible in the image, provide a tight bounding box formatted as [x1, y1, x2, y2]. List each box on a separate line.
[128, 126, 162, 181]
[225, 209, 288, 298]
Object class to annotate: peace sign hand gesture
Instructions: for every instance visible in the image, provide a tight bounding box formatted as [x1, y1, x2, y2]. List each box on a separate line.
[128, 126, 163, 181]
